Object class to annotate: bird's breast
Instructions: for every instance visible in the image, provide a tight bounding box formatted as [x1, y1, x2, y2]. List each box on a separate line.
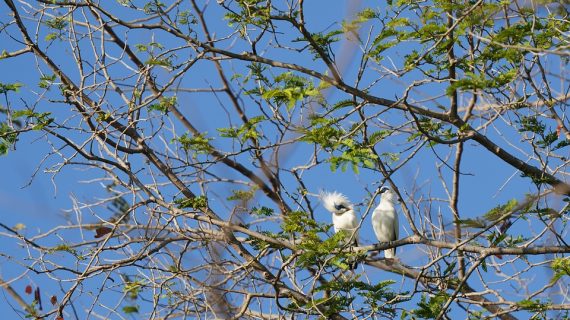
[372, 209, 397, 223]
[332, 211, 358, 229]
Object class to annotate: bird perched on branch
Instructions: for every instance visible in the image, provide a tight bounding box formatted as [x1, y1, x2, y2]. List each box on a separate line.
[372, 186, 399, 259]
[320, 191, 359, 269]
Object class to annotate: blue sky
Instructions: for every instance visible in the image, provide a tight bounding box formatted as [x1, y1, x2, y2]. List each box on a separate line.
[1, 0, 568, 319]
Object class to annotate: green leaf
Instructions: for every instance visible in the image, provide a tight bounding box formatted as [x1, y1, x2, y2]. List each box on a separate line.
[247, 231, 286, 250]
[517, 116, 545, 134]
[551, 257, 570, 282]
[174, 196, 207, 209]
[145, 57, 172, 67]
[503, 234, 525, 247]
[251, 206, 274, 216]
[122, 305, 139, 314]
[537, 132, 558, 148]
[16, 111, 54, 130]
[223, 0, 270, 31]
[293, 29, 343, 60]
[0, 123, 18, 156]
[301, 116, 344, 150]
[143, 1, 165, 14]
[328, 140, 378, 173]
[553, 139, 570, 151]
[487, 230, 503, 247]
[217, 127, 239, 139]
[49, 243, 78, 256]
[123, 279, 145, 300]
[45, 33, 58, 42]
[458, 218, 486, 228]
[281, 210, 328, 235]
[331, 99, 356, 110]
[177, 10, 197, 25]
[227, 188, 256, 201]
[257, 72, 320, 110]
[135, 44, 148, 52]
[39, 74, 57, 89]
[369, 130, 391, 145]
[483, 199, 518, 221]
[357, 8, 377, 20]
[173, 132, 212, 156]
[516, 299, 550, 312]
[411, 292, 450, 319]
[44, 16, 68, 30]
[0, 82, 23, 94]
[217, 116, 265, 143]
[442, 261, 457, 276]
[148, 96, 176, 113]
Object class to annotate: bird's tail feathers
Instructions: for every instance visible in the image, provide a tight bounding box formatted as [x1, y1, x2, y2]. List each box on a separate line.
[384, 248, 396, 259]
[348, 260, 358, 270]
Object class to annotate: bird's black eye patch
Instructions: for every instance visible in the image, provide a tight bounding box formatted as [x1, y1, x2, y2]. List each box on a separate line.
[334, 203, 347, 211]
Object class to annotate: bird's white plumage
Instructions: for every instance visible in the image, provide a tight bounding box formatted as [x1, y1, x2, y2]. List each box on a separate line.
[320, 191, 359, 236]
[372, 187, 399, 259]
[321, 191, 360, 269]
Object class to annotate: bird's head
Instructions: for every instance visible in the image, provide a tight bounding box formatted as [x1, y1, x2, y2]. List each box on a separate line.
[320, 191, 352, 214]
[379, 186, 395, 202]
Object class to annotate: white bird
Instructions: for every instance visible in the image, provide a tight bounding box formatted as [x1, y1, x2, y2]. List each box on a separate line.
[320, 191, 359, 269]
[372, 186, 399, 259]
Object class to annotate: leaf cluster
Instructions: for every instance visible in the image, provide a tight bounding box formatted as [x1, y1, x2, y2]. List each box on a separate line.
[328, 138, 378, 173]
[251, 206, 274, 216]
[293, 29, 343, 60]
[516, 299, 551, 312]
[173, 132, 213, 156]
[0, 122, 18, 155]
[517, 116, 566, 151]
[377, 1, 570, 100]
[408, 117, 459, 145]
[483, 198, 519, 222]
[280, 211, 361, 269]
[227, 188, 256, 202]
[143, 1, 165, 14]
[446, 69, 518, 96]
[224, 0, 271, 34]
[148, 96, 176, 113]
[0, 82, 23, 94]
[302, 115, 379, 173]
[551, 257, 570, 283]
[217, 116, 265, 143]
[174, 195, 207, 210]
[44, 16, 69, 41]
[248, 231, 285, 251]
[403, 292, 450, 319]
[39, 74, 57, 89]
[257, 72, 320, 110]
[316, 279, 399, 316]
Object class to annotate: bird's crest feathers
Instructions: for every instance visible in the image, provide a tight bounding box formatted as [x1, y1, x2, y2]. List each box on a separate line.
[320, 191, 352, 213]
